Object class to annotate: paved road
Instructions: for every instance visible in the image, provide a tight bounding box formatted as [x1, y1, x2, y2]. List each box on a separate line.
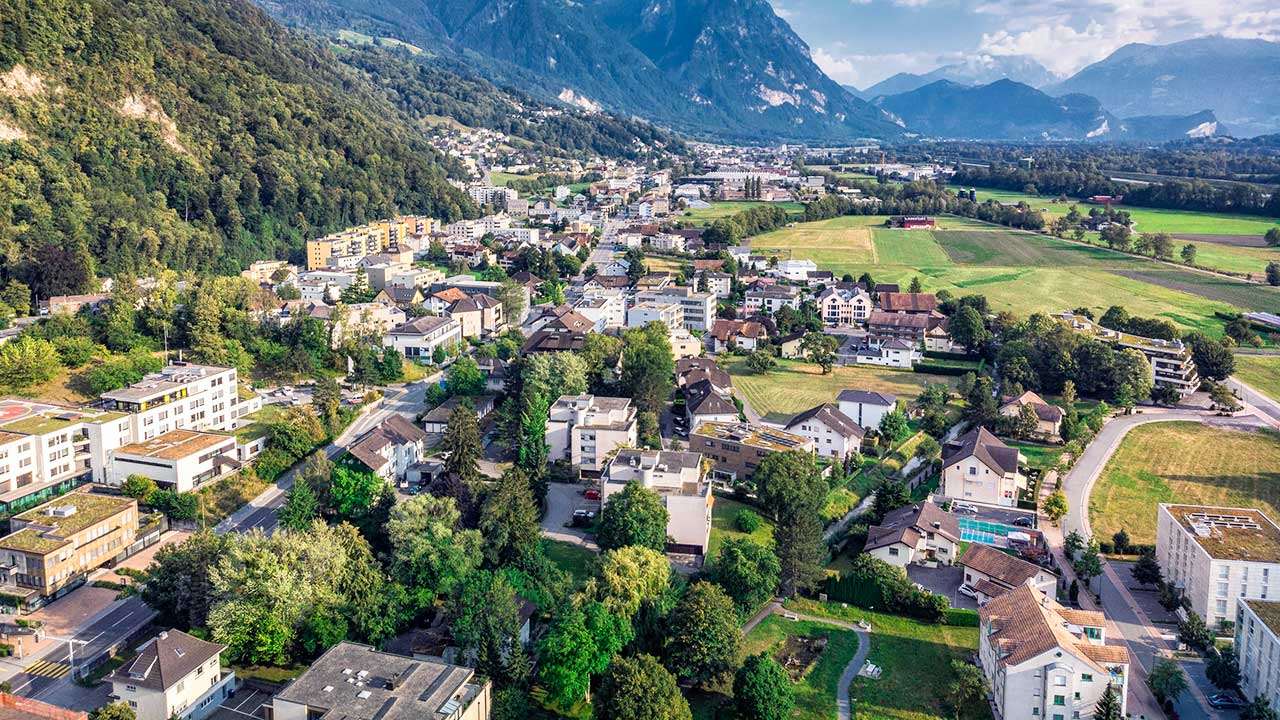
[1229, 376, 1280, 428]
[584, 241, 615, 273]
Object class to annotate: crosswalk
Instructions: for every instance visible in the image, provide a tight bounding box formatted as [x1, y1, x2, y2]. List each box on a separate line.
[22, 659, 71, 679]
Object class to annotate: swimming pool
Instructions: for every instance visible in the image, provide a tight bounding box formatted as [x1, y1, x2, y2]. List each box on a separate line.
[958, 518, 1023, 546]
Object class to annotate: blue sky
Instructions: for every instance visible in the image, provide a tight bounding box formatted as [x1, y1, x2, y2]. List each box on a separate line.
[771, 0, 1280, 88]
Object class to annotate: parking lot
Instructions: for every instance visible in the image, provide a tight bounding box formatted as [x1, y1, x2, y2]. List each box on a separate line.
[906, 564, 979, 610]
[210, 685, 273, 720]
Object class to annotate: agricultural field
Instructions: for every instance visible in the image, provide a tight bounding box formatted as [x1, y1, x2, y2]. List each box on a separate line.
[641, 255, 688, 275]
[683, 200, 805, 225]
[787, 599, 985, 720]
[489, 171, 536, 187]
[1089, 422, 1280, 544]
[724, 357, 949, 423]
[751, 215, 880, 266]
[871, 229, 952, 267]
[1235, 354, 1280, 404]
[1108, 269, 1280, 314]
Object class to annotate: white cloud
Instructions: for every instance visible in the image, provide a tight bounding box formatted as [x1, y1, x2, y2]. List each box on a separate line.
[812, 47, 953, 88]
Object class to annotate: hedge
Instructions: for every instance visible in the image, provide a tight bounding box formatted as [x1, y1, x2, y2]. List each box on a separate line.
[914, 362, 974, 376]
[944, 608, 981, 627]
[923, 350, 974, 362]
[824, 554, 948, 623]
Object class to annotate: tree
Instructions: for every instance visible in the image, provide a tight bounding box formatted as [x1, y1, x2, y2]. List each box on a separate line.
[908, 276, 923, 293]
[1206, 649, 1241, 691]
[141, 531, 231, 629]
[963, 376, 998, 428]
[120, 475, 158, 502]
[1181, 243, 1198, 265]
[537, 610, 597, 707]
[1178, 609, 1214, 653]
[1093, 683, 1123, 720]
[948, 306, 990, 353]
[878, 408, 911, 444]
[1112, 349, 1153, 406]
[1063, 529, 1085, 558]
[442, 403, 483, 485]
[497, 279, 527, 322]
[447, 356, 486, 397]
[746, 348, 776, 374]
[450, 569, 526, 685]
[1, 281, 30, 317]
[774, 510, 825, 596]
[1186, 332, 1236, 381]
[1147, 657, 1188, 704]
[594, 654, 692, 720]
[1132, 550, 1162, 586]
[329, 466, 383, 518]
[711, 538, 780, 614]
[753, 451, 825, 521]
[1074, 539, 1103, 591]
[800, 332, 836, 374]
[0, 337, 61, 389]
[278, 479, 320, 532]
[589, 546, 671, 620]
[597, 481, 670, 552]
[733, 653, 794, 720]
[945, 659, 989, 720]
[90, 703, 136, 720]
[1268, 227, 1280, 247]
[478, 467, 542, 568]
[871, 480, 910, 523]
[620, 323, 674, 414]
[1244, 697, 1280, 720]
[1112, 529, 1131, 554]
[387, 494, 482, 604]
[664, 581, 742, 688]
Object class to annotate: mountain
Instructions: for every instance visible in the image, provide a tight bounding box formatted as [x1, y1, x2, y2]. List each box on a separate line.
[875, 79, 1224, 142]
[1045, 37, 1280, 137]
[259, 0, 902, 142]
[860, 55, 1058, 98]
[0, 0, 474, 298]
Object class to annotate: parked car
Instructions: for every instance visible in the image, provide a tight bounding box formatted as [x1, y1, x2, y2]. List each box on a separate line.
[1208, 693, 1244, 710]
[571, 509, 597, 527]
[584, 488, 601, 500]
[1012, 516, 1035, 528]
[952, 502, 978, 515]
[958, 583, 979, 599]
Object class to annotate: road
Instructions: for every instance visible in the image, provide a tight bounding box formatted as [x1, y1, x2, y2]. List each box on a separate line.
[584, 240, 615, 272]
[1228, 376, 1280, 428]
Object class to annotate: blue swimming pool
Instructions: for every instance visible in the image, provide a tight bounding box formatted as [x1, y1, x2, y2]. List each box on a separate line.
[958, 518, 1023, 546]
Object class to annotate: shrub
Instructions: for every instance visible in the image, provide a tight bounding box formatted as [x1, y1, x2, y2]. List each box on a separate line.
[944, 608, 981, 627]
[735, 509, 763, 534]
[824, 555, 947, 623]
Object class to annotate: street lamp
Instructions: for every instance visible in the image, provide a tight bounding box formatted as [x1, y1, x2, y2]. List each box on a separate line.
[41, 635, 88, 679]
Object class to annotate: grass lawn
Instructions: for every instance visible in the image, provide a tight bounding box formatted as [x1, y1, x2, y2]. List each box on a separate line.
[1236, 354, 1280, 404]
[786, 598, 986, 720]
[1107, 268, 1280, 314]
[1090, 422, 1280, 544]
[872, 229, 953, 266]
[752, 216, 879, 265]
[541, 539, 596, 589]
[642, 255, 688, 275]
[490, 171, 538, 187]
[683, 200, 805, 226]
[724, 357, 952, 423]
[1008, 441, 1063, 471]
[195, 471, 271, 526]
[707, 496, 774, 564]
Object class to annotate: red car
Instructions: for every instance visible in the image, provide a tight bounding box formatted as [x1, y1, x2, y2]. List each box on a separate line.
[583, 488, 601, 500]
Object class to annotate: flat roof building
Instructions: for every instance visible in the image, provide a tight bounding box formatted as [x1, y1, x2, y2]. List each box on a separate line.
[603, 450, 712, 555]
[0, 492, 137, 602]
[109, 430, 240, 493]
[545, 395, 637, 472]
[687, 422, 813, 483]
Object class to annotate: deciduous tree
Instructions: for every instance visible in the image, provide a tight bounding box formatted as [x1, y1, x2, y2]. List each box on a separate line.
[597, 481, 670, 552]
[733, 653, 794, 720]
[594, 654, 692, 720]
[664, 582, 742, 688]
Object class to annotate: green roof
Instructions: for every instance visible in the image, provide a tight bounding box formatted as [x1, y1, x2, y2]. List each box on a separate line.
[0, 416, 79, 435]
[234, 405, 283, 442]
[5, 493, 134, 548]
[0, 528, 68, 554]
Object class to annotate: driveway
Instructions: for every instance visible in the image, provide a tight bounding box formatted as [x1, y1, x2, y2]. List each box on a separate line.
[906, 564, 978, 610]
[541, 482, 600, 549]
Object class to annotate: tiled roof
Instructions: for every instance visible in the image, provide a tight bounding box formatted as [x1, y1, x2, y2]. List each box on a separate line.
[865, 502, 959, 554]
[347, 415, 426, 472]
[1001, 391, 1065, 423]
[786, 403, 864, 440]
[878, 292, 938, 313]
[837, 389, 897, 407]
[109, 630, 223, 692]
[980, 585, 1127, 672]
[943, 427, 1020, 476]
[960, 543, 1055, 589]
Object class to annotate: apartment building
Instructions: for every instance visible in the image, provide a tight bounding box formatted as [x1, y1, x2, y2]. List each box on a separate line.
[270, 642, 491, 720]
[346, 416, 428, 483]
[108, 430, 240, 493]
[1157, 504, 1280, 627]
[306, 229, 386, 271]
[635, 286, 716, 332]
[688, 422, 813, 483]
[109, 629, 233, 720]
[979, 585, 1128, 720]
[0, 492, 137, 602]
[627, 302, 683, 331]
[388, 316, 464, 361]
[836, 390, 896, 431]
[239, 260, 296, 286]
[744, 285, 799, 315]
[1236, 598, 1280, 711]
[100, 363, 250, 444]
[545, 396, 638, 472]
[941, 427, 1026, 508]
[1054, 312, 1199, 399]
[816, 286, 872, 326]
[573, 293, 627, 331]
[866, 311, 931, 343]
[783, 403, 863, 461]
[603, 450, 713, 554]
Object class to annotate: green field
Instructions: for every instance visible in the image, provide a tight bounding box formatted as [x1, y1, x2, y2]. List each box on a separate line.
[708, 496, 774, 563]
[724, 357, 949, 423]
[1090, 422, 1280, 544]
[683, 200, 805, 226]
[1236, 355, 1280, 404]
[871, 229, 952, 266]
[787, 599, 985, 720]
[752, 216, 879, 265]
[542, 539, 596, 589]
[1108, 269, 1280, 314]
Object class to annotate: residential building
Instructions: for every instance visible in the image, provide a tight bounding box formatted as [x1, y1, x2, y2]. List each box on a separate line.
[669, 328, 702, 361]
[522, 330, 589, 354]
[627, 302, 683, 331]
[685, 380, 740, 430]
[573, 294, 627, 331]
[783, 404, 863, 461]
[941, 427, 1026, 508]
[322, 302, 408, 347]
[0, 492, 137, 602]
[888, 216, 936, 229]
[866, 311, 931, 342]
[545, 396, 637, 472]
[422, 396, 496, 435]
[603, 450, 712, 555]
[816, 286, 872, 326]
[1053, 312, 1199, 399]
[777, 332, 806, 359]
[346, 416, 428, 483]
[744, 285, 799, 315]
[878, 292, 938, 314]
[699, 271, 732, 298]
[925, 318, 961, 353]
[688, 422, 813, 483]
[100, 363, 250, 441]
[636, 287, 716, 332]
[269, 642, 491, 720]
[836, 390, 897, 431]
[240, 260, 296, 286]
[706, 320, 768, 353]
[1236, 599, 1280, 711]
[651, 233, 686, 253]
[108, 630, 233, 720]
[979, 585, 1128, 720]
[845, 337, 920, 368]
[373, 286, 425, 307]
[1157, 504, 1280, 627]
[39, 294, 110, 316]
[999, 391, 1064, 440]
[865, 503, 959, 568]
[448, 295, 505, 338]
[959, 543, 1059, 604]
[773, 259, 818, 281]
[108, 430, 240, 493]
[599, 259, 632, 277]
[388, 316, 464, 361]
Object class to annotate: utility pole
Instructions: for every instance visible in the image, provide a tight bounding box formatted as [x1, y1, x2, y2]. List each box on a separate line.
[41, 634, 89, 680]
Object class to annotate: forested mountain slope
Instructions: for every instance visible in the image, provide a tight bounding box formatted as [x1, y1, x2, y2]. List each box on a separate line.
[0, 0, 473, 299]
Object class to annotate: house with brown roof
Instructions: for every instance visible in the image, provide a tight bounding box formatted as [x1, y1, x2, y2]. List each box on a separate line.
[999, 391, 1064, 440]
[979, 585, 1129, 720]
[447, 294, 505, 338]
[108, 629, 233, 720]
[878, 292, 938, 314]
[864, 502, 959, 568]
[941, 427, 1026, 508]
[706, 319, 768, 353]
[346, 415, 428, 482]
[959, 543, 1058, 604]
[866, 310, 932, 342]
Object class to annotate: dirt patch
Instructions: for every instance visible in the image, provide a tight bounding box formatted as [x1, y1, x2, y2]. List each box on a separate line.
[118, 94, 190, 156]
[776, 632, 829, 680]
[0, 120, 27, 141]
[0, 65, 45, 98]
[1173, 233, 1269, 248]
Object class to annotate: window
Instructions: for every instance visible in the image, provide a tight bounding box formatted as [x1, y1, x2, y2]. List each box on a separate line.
[1081, 673, 1093, 683]
[1054, 676, 1067, 686]
[888, 547, 899, 556]
[1083, 627, 1101, 640]
[1053, 695, 1065, 706]
[127, 702, 137, 710]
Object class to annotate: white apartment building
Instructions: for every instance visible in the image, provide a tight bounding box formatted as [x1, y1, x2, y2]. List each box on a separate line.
[545, 395, 637, 472]
[109, 430, 240, 493]
[100, 363, 250, 444]
[346, 416, 427, 483]
[1157, 504, 1280, 627]
[773, 259, 818, 281]
[979, 586, 1129, 720]
[467, 186, 518, 208]
[1236, 598, 1280, 710]
[783, 403, 863, 461]
[603, 450, 712, 554]
[816, 286, 873, 326]
[636, 287, 717, 332]
[941, 427, 1026, 508]
[573, 293, 627, 331]
[744, 286, 799, 315]
[627, 302, 683, 331]
[387, 316, 463, 361]
[109, 629, 233, 720]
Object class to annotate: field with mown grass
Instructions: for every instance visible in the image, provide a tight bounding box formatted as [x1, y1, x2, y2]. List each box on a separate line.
[541, 539, 596, 589]
[707, 496, 774, 564]
[1089, 422, 1280, 544]
[1236, 354, 1280, 404]
[682, 200, 806, 225]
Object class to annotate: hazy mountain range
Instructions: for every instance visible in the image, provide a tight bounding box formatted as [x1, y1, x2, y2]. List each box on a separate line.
[852, 55, 1060, 99]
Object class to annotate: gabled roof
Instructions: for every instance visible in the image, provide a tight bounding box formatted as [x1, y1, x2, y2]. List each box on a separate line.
[347, 415, 427, 472]
[390, 315, 454, 336]
[786, 403, 864, 440]
[867, 311, 931, 329]
[687, 380, 738, 417]
[943, 427, 1020, 476]
[109, 629, 223, 692]
[837, 389, 897, 407]
[523, 330, 588, 353]
[878, 293, 938, 313]
[979, 585, 1125, 673]
[547, 306, 593, 332]
[1001, 391, 1065, 423]
[710, 319, 767, 342]
[431, 287, 469, 303]
[865, 502, 959, 553]
[959, 543, 1056, 591]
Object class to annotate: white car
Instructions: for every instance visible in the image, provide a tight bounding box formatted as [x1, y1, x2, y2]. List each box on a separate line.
[958, 583, 979, 599]
[952, 502, 979, 515]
